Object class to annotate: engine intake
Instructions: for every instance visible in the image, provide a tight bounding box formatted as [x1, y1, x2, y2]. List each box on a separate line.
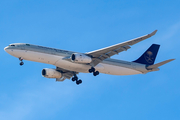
[42, 68, 62, 78]
[71, 53, 92, 63]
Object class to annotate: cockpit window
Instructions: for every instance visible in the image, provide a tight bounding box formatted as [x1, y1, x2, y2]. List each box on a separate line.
[26, 44, 30, 46]
[10, 45, 15, 46]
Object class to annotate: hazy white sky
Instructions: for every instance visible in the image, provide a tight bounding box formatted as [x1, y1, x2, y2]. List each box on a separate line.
[1, 0, 179, 120]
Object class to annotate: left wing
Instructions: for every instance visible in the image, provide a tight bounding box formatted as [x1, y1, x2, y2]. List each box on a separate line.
[56, 67, 78, 81]
[86, 30, 157, 66]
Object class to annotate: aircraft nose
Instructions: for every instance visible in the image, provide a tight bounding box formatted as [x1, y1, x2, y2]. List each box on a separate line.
[4, 46, 8, 51]
[4, 46, 14, 56]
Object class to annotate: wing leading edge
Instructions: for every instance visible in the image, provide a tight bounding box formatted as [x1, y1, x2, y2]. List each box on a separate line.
[86, 30, 158, 67]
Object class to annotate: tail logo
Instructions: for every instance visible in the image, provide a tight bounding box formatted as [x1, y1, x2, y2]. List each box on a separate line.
[145, 51, 154, 64]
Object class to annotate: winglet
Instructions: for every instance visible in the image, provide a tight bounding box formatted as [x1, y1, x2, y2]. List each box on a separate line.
[149, 30, 158, 36]
[147, 59, 175, 70]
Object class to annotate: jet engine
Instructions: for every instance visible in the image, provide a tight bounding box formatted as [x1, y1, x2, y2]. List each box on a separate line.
[71, 53, 92, 63]
[42, 68, 62, 78]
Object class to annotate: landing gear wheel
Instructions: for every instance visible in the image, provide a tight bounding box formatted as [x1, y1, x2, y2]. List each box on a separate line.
[72, 76, 78, 82]
[72, 73, 82, 85]
[89, 69, 93, 73]
[89, 67, 95, 73]
[78, 79, 82, 84]
[19, 57, 24, 66]
[76, 80, 82, 85]
[20, 62, 24, 66]
[95, 71, 99, 75]
[72, 77, 76, 82]
[93, 71, 99, 76]
[76, 80, 79, 85]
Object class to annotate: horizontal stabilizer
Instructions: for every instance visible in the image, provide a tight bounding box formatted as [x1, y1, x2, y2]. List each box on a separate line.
[147, 59, 175, 69]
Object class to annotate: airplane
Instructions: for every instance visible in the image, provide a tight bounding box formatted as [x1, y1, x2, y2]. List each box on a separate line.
[4, 30, 175, 85]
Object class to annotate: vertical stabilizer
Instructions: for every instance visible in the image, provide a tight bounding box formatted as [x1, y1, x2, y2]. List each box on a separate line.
[133, 44, 160, 65]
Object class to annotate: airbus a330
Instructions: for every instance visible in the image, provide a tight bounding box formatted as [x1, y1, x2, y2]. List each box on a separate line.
[4, 30, 174, 85]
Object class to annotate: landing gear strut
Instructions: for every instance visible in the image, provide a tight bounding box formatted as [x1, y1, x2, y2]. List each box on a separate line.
[71, 74, 82, 85]
[19, 57, 24, 66]
[89, 67, 99, 76]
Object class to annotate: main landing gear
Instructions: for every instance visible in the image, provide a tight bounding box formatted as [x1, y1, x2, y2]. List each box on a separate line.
[89, 67, 99, 76]
[72, 74, 82, 85]
[19, 57, 24, 66]
[71, 67, 99, 85]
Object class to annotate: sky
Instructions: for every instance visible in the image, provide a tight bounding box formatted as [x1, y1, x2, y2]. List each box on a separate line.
[0, 0, 180, 120]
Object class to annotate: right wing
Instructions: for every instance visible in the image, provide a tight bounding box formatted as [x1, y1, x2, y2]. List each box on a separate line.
[86, 30, 158, 66]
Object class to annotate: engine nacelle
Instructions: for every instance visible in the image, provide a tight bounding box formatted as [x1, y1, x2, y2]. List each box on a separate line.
[42, 68, 62, 78]
[71, 53, 92, 63]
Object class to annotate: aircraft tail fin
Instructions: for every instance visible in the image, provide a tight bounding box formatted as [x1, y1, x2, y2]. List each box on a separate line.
[146, 59, 175, 70]
[133, 44, 160, 65]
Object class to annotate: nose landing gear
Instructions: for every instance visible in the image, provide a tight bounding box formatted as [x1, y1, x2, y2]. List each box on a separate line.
[89, 67, 99, 76]
[19, 57, 24, 66]
[72, 74, 82, 85]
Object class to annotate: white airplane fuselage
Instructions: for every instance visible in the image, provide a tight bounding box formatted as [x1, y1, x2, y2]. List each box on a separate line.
[4, 43, 149, 75]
